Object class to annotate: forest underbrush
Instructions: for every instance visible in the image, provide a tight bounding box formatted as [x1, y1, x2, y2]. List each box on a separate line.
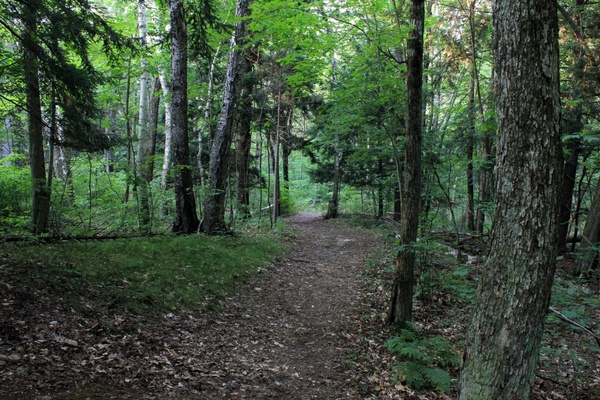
[0, 213, 598, 399]
[357, 217, 599, 399]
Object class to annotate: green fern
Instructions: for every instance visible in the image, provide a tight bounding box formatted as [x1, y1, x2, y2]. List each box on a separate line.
[424, 367, 452, 392]
[399, 361, 426, 389]
[399, 345, 427, 361]
[385, 329, 459, 393]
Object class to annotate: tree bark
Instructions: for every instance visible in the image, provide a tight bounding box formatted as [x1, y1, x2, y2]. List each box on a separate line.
[388, 0, 424, 329]
[159, 69, 173, 190]
[466, 0, 478, 233]
[198, 43, 222, 192]
[23, 1, 50, 234]
[459, 1, 562, 398]
[325, 135, 341, 219]
[201, 0, 251, 235]
[466, 73, 476, 232]
[169, 0, 199, 233]
[147, 77, 161, 179]
[235, 48, 254, 218]
[137, 0, 152, 231]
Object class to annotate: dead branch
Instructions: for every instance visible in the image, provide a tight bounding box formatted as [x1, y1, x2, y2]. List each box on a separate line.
[549, 306, 600, 347]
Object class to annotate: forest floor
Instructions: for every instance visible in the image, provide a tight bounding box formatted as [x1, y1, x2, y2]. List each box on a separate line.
[1, 212, 599, 399]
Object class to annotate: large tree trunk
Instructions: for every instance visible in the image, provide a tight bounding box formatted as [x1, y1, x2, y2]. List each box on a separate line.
[202, 0, 251, 235]
[23, 2, 50, 235]
[388, 0, 424, 329]
[169, 0, 199, 233]
[459, 1, 562, 398]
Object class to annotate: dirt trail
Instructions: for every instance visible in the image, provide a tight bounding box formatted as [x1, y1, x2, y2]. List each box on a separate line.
[0, 213, 380, 399]
[184, 212, 377, 399]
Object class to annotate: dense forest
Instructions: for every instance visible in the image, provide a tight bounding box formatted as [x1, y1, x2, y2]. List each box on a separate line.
[1, 0, 599, 398]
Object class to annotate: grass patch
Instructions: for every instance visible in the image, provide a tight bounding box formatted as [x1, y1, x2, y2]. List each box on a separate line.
[2, 234, 285, 314]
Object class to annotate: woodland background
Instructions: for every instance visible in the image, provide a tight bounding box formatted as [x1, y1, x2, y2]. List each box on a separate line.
[0, 0, 599, 398]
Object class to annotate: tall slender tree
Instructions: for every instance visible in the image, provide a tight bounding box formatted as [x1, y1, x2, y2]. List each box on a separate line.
[159, 68, 173, 190]
[235, 47, 255, 218]
[202, 0, 252, 235]
[459, 0, 562, 398]
[575, 176, 600, 276]
[137, 0, 152, 231]
[388, 0, 425, 329]
[169, 0, 199, 233]
[21, 1, 48, 234]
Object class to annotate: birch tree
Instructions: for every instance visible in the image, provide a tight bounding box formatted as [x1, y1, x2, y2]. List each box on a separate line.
[137, 0, 152, 230]
[159, 69, 173, 190]
[201, 0, 251, 235]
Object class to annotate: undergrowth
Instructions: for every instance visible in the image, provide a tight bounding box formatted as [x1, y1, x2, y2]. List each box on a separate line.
[385, 326, 460, 393]
[1, 234, 285, 314]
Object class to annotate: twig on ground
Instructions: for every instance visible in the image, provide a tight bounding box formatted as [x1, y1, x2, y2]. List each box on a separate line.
[549, 306, 600, 346]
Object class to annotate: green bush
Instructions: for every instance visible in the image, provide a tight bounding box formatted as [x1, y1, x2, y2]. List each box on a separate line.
[0, 154, 31, 234]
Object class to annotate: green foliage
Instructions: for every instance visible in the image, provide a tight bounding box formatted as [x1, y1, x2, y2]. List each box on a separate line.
[385, 328, 459, 393]
[48, 154, 176, 235]
[549, 275, 599, 332]
[3, 233, 284, 313]
[0, 154, 31, 235]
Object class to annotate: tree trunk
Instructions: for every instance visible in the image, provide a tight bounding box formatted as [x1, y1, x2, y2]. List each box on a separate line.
[198, 44, 222, 193]
[388, 0, 424, 329]
[159, 69, 173, 190]
[23, 2, 50, 235]
[282, 136, 291, 193]
[466, 73, 476, 232]
[124, 58, 133, 202]
[272, 118, 281, 223]
[558, 0, 585, 254]
[393, 187, 401, 222]
[147, 77, 161, 179]
[202, 0, 251, 235]
[559, 134, 581, 253]
[459, 1, 562, 398]
[575, 176, 600, 276]
[325, 135, 341, 219]
[169, 0, 199, 233]
[137, 0, 152, 231]
[281, 108, 293, 196]
[377, 158, 384, 218]
[235, 49, 254, 218]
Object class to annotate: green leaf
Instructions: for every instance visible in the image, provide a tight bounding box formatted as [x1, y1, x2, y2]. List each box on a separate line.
[400, 361, 425, 390]
[424, 367, 452, 393]
[399, 346, 426, 361]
